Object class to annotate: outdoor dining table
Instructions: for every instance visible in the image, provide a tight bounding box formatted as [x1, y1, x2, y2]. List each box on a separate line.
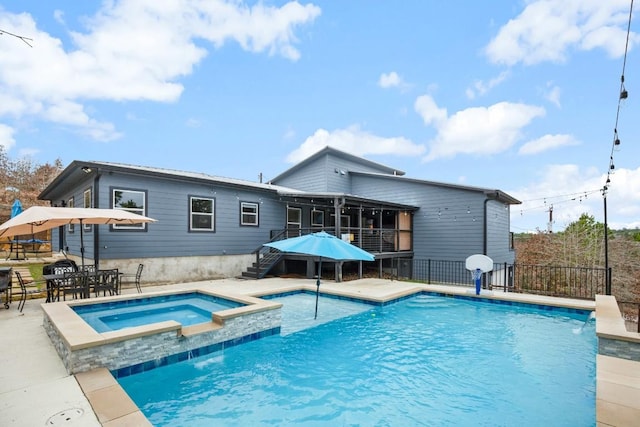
[43, 269, 121, 302]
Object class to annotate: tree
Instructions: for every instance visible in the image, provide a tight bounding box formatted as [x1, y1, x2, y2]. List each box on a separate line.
[0, 147, 63, 222]
[558, 213, 608, 268]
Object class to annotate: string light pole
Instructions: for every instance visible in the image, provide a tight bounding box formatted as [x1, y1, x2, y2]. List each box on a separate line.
[0, 29, 33, 47]
[602, 0, 633, 295]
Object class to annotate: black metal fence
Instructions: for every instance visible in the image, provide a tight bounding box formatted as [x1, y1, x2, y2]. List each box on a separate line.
[396, 259, 608, 300]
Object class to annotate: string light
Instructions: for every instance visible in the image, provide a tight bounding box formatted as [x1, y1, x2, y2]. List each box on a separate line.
[603, 0, 634, 195]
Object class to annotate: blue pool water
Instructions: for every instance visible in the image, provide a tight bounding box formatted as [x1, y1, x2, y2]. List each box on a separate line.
[73, 292, 242, 332]
[118, 293, 596, 426]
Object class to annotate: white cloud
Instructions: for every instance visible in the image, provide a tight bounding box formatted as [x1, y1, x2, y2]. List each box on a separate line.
[286, 125, 425, 163]
[283, 126, 296, 140]
[518, 134, 580, 155]
[0, 124, 16, 149]
[18, 147, 40, 157]
[414, 95, 447, 126]
[508, 164, 640, 231]
[0, 1, 321, 141]
[485, 0, 638, 66]
[41, 100, 121, 141]
[543, 83, 561, 107]
[417, 95, 546, 161]
[186, 118, 201, 128]
[53, 10, 65, 25]
[378, 71, 403, 88]
[466, 70, 510, 99]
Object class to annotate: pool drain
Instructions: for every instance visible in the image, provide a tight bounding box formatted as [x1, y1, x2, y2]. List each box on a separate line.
[46, 408, 84, 425]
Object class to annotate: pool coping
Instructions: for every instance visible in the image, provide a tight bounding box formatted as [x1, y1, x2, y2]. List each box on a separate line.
[63, 281, 640, 427]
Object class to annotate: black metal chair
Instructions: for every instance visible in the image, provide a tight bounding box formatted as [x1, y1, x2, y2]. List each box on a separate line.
[14, 271, 41, 312]
[133, 264, 143, 293]
[93, 269, 119, 297]
[122, 264, 144, 293]
[47, 265, 77, 302]
[58, 271, 89, 301]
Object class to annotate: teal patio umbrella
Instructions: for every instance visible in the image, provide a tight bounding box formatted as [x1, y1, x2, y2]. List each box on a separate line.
[264, 231, 375, 319]
[10, 200, 23, 218]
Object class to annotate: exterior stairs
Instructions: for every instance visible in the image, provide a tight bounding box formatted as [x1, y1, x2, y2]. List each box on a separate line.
[240, 248, 283, 279]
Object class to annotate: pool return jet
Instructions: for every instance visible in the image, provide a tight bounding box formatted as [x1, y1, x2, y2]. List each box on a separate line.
[465, 254, 493, 295]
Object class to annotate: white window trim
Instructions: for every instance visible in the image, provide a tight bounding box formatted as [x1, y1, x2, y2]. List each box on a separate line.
[190, 196, 215, 232]
[112, 188, 146, 230]
[83, 188, 92, 231]
[67, 197, 75, 233]
[240, 201, 259, 226]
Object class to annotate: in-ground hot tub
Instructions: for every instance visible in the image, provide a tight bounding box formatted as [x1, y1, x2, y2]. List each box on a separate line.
[42, 289, 282, 374]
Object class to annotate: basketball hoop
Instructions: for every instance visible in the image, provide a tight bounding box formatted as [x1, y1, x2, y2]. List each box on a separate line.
[471, 268, 483, 282]
[465, 254, 493, 296]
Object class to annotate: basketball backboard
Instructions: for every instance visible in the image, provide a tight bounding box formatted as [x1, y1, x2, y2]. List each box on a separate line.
[465, 254, 493, 273]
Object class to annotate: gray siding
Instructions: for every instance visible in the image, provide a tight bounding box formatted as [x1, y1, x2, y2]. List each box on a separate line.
[273, 152, 394, 193]
[352, 175, 513, 262]
[486, 200, 515, 264]
[53, 171, 285, 261]
[273, 157, 329, 192]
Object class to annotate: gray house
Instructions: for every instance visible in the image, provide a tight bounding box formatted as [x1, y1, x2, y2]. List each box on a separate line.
[38, 146, 520, 284]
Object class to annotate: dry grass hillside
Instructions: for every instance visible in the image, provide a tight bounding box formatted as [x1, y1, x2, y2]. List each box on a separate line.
[515, 229, 640, 326]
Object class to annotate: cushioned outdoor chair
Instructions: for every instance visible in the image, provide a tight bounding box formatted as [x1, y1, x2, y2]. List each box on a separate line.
[14, 271, 41, 313]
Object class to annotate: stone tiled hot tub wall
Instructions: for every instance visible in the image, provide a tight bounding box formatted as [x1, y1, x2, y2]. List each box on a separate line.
[596, 295, 640, 361]
[42, 290, 282, 374]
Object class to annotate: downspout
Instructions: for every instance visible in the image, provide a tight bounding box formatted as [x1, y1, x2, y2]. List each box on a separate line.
[333, 196, 346, 282]
[483, 191, 499, 255]
[93, 169, 101, 269]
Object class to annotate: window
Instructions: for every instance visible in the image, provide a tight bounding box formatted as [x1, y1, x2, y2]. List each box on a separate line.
[240, 202, 258, 226]
[311, 209, 324, 227]
[190, 196, 215, 231]
[67, 197, 74, 233]
[112, 188, 147, 229]
[83, 188, 92, 232]
[286, 207, 302, 237]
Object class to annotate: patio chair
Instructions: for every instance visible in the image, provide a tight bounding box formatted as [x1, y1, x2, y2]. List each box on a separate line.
[47, 265, 77, 302]
[14, 271, 41, 313]
[122, 264, 144, 293]
[93, 269, 119, 297]
[58, 271, 89, 301]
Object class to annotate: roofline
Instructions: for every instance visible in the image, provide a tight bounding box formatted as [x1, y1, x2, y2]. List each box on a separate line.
[350, 171, 522, 205]
[39, 160, 290, 200]
[269, 146, 405, 183]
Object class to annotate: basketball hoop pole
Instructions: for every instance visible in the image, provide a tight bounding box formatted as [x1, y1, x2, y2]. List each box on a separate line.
[474, 268, 482, 295]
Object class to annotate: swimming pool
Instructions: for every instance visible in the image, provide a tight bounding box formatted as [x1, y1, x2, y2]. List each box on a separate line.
[118, 292, 596, 426]
[72, 292, 243, 332]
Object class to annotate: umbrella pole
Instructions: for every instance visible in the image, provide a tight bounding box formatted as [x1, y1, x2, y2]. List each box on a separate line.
[314, 258, 321, 319]
[79, 219, 85, 268]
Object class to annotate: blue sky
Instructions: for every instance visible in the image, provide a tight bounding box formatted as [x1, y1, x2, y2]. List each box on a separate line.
[0, 0, 638, 232]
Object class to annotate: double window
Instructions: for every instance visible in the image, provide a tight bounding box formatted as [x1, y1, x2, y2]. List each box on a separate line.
[112, 188, 147, 230]
[190, 196, 215, 231]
